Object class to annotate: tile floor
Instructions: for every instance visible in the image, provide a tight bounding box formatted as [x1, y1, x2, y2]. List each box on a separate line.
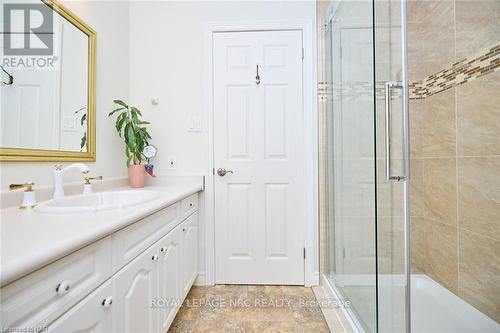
[168, 285, 331, 333]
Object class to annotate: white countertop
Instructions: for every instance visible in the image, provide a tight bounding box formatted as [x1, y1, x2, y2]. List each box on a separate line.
[0, 182, 203, 287]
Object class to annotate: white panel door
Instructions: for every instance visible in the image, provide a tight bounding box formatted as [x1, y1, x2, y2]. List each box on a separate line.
[113, 242, 158, 333]
[0, 69, 59, 149]
[213, 30, 305, 285]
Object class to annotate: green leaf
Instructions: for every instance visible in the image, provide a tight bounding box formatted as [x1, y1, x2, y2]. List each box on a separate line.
[116, 113, 127, 135]
[131, 111, 139, 123]
[137, 121, 150, 125]
[130, 106, 142, 116]
[80, 132, 87, 149]
[80, 113, 87, 126]
[126, 124, 136, 148]
[113, 100, 128, 108]
[108, 107, 125, 117]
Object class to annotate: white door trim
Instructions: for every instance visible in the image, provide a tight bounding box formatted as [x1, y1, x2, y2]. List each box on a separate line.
[203, 20, 318, 287]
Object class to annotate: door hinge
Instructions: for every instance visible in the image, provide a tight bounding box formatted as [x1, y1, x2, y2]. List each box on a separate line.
[301, 48, 304, 60]
[303, 248, 306, 260]
[212, 168, 215, 175]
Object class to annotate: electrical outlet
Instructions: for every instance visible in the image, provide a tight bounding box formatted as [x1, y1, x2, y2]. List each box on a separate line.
[167, 155, 176, 170]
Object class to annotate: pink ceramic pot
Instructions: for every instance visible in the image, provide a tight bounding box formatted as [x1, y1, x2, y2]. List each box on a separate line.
[128, 165, 146, 188]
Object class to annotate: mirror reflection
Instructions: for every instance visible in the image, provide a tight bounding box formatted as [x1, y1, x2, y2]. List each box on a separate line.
[0, 0, 89, 153]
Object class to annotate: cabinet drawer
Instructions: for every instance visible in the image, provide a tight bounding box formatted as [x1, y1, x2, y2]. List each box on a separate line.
[0, 237, 112, 331]
[47, 280, 113, 333]
[180, 193, 198, 219]
[112, 203, 179, 271]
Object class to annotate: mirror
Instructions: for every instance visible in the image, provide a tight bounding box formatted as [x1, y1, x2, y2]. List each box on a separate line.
[0, 0, 96, 161]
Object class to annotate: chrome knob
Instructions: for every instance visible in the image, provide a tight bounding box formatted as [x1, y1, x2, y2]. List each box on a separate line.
[152, 254, 159, 261]
[217, 168, 234, 177]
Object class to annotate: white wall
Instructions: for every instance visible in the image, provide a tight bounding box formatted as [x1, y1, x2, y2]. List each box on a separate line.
[129, 0, 316, 284]
[129, 0, 316, 176]
[0, 1, 130, 189]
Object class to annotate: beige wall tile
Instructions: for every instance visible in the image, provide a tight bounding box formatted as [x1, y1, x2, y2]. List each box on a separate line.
[408, 21, 423, 80]
[458, 157, 500, 240]
[455, 0, 500, 59]
[410, 101, 423, 158]
[423, 158, 457, 226]
[378, 216, 404, 274]
[420, 0, 455, 77]
[458, 229, 500, 322]
[411, 217, 427, 273]
[408, 0, 443, 23]
[410, 158, 424, 217]
[422, 89, 457, 158]
[457, 71, 500, 156]
[425, 219, 459, 293]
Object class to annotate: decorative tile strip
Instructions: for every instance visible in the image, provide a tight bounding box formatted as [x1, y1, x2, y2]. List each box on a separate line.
[319, 43, 499, 101]
[409, 43, 500, 100]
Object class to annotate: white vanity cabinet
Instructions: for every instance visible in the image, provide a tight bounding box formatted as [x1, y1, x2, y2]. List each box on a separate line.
[48, 281, 113, 333]
[157, 224, 182, 332]
[2, 192, 200, 333]
[112, 240, 159, 333]
[0, 237, 112, 331]
[180, 212, 199, 298]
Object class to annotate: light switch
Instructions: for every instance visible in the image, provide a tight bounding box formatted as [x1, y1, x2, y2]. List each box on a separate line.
[188, 116, 202, 133]
[188, 117, 195, 131]
[63, 116, 77, 131]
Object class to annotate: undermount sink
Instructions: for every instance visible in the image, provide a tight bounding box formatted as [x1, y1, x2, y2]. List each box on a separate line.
[35, 190, 159, 214]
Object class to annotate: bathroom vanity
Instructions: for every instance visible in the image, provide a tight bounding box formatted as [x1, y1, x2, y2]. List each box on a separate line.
[0, 182, 202, 333]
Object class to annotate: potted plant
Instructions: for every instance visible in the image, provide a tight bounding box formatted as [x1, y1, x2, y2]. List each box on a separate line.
[109, 100, 152, 188]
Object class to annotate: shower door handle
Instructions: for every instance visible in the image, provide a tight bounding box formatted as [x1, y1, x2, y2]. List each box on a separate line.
[384, 80, 406, 182]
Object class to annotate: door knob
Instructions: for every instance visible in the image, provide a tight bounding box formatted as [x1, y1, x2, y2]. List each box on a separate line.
[217, 168, 233, 177]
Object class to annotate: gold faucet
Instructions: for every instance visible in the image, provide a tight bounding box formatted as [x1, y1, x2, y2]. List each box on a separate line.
[9, 182, 37, 209]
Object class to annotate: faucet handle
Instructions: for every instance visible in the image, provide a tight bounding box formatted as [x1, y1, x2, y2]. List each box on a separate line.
[9, 182, 35, 192]
[84, 176, 103, 185]
[54, 164, 63, 171]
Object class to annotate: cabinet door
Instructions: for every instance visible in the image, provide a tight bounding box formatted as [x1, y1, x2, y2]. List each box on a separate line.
[157, 230, 181, 332]
[181, 212, 198, 297]
[112, 242, 159, 333]
[48, 280, 113, 333]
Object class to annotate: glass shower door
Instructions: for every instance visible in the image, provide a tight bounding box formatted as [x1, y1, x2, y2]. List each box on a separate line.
[324, 0, 410, 331]
[374, 0, 410, 332]
[324, 1, 378, 332]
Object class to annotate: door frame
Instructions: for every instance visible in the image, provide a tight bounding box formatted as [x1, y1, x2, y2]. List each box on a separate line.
[202, 20, 318, 287]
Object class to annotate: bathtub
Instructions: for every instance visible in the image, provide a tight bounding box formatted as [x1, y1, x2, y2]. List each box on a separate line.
[329, 274, 499, 333]
[410, 274, 500, 333]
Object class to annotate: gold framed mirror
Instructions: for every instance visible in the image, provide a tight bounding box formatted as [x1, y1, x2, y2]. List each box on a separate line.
[0, 0, 96, 161]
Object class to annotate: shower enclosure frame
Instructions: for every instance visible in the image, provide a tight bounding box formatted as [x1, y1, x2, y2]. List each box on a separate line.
[322, 0, 411, 331]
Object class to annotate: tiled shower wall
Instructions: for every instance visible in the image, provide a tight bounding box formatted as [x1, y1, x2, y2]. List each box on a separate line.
[408, 0, 500, 323]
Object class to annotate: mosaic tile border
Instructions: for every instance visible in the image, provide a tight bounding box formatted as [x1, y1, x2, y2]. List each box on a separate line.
[319, 43, 500, 101]
[410, 43, 499, 99]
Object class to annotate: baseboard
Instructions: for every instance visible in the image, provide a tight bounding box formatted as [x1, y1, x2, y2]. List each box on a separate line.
[194, 271, 206, 286]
